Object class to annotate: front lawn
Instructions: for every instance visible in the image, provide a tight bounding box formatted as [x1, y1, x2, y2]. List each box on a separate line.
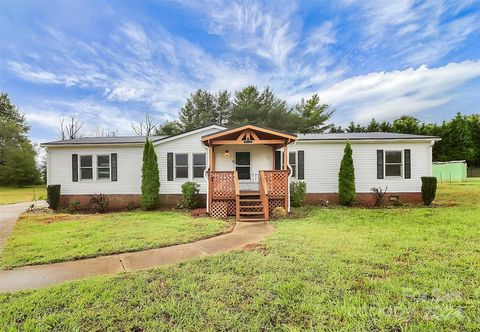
[0, 211, 230, 269]
[1, 180, 479, 330]
[0, 185, 46, 205]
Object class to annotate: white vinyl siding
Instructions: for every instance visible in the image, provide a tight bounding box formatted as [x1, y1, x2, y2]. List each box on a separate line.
[289, 141, 433, 193]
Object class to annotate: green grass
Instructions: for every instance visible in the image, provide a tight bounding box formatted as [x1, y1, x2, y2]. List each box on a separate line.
[0, 211, 230, 269]
[0, 185, 46, 205]
[1, 180, 479, 330]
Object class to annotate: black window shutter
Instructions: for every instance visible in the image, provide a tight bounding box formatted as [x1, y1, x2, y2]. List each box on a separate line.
[111, 153, 118, 181]
[72, 154, 78, 182]
[404, 149, 411, 179]
[274, 151, 281, 170]
[297, 150, 305, 180]
[376, 150, 384, 179]
[167, 152, 174, 181]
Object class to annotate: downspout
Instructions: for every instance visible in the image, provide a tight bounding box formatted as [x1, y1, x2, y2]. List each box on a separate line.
[287, 140, 297, 213]
[202, 144, 210, 213]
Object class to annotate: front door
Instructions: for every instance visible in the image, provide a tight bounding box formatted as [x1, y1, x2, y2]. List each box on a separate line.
[235, 152, 251, 180]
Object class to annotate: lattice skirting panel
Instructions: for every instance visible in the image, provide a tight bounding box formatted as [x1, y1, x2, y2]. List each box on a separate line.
[268, 198, 286, 214]
[211, 199, 236, 218]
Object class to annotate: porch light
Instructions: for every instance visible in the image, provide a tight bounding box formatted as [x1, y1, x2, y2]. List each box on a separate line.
[224, 150, 230, 157]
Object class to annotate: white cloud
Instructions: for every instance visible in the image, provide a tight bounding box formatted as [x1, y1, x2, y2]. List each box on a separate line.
[316, 60, 480, 122]
[345, 0, 480, 64]
[179, 0, 301, 67]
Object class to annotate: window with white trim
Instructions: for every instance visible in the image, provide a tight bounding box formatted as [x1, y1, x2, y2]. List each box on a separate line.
[97, 155, 110, 180]
[175, 153, 188, 179]
[80, 155, 93, 180]
[193, 153, 206, 178]
[385, 151, 402, 177]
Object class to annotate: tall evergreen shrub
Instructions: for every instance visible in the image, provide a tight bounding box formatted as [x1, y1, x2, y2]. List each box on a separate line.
[141, 140, 160, 210]
[421, 176, 437, 206]
[338, 141, 356, 206]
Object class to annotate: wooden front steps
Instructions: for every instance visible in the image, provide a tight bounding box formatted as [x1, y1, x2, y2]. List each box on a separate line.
[238, 191, 267, 221]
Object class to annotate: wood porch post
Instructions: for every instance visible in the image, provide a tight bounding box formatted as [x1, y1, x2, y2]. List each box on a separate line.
[272, 146, 276, 170]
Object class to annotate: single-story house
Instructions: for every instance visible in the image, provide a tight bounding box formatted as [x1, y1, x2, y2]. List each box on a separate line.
[41, 124, 440, 220]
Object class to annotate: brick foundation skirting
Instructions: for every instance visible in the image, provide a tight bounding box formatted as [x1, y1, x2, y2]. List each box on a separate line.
[59, 194, 207, 211]
[305, 192, 422, 205]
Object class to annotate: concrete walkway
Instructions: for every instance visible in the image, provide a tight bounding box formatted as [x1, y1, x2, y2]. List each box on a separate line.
[0, 221, 274, 293]
[0, 201, 46, 249]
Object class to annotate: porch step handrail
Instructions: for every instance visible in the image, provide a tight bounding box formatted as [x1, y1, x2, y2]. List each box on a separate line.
[259, 171, 269, 220]
[234, 171, 240, 220]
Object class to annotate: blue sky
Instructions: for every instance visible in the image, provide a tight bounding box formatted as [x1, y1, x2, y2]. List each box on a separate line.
[1, 0, 479, 144]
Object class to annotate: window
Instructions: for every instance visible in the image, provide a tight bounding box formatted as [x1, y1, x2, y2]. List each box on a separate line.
[385, 151, 402, 177]
[97, 155, 110, 180]
[193, 153, 206, 178]
[80, 155, 93, 180]
[235, 152, 251, 180]
[278, 152, 297, 177]
[289, 152, 296, 177]
[175, 153, 188, 179]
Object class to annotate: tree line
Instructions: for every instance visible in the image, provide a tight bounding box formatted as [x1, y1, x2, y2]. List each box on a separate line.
[156, 86, 334, 135]
[332, 114, 480, 166]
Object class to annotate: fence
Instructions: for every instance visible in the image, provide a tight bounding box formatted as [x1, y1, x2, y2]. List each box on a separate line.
[467, 167, 480, 177]
[432, 161, 467, 183]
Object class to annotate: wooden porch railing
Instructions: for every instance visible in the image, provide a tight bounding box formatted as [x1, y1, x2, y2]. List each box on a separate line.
[209, 169, 289, 220]
[263, 170, 289, 213]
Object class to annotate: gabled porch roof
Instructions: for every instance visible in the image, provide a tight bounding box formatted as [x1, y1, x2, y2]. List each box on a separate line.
[201, 124, 297, 148]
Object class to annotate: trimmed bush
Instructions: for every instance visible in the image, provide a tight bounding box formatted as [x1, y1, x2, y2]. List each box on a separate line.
[271, 206, 287, 219]
[66, 198, 80, 213]
[338, 141, 356, 206]
[46, 184, 61, 210]
[141, 140, 160, 210]
[89, 193, 109, 213]
[290, 181, 307, 208]
[421, 176, 437, 206]
[181, 181, 200, 209]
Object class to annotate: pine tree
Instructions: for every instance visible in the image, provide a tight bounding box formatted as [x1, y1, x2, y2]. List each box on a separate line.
[141, 140, 160, 210]
[292, 94, 334, 133]
[338, 141, 356, 206]
[178, 89, 216, 131]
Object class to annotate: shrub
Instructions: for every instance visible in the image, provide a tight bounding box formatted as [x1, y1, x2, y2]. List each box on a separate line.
[271, 206, 287, 219]
[338, 141, 356, 206]
[421, 176, 437, 206]
[66, 198, 80, 213]
[392, 199, 403, 207]
[125, 201, 137, 211]
[181, 181, 200, 209]
[141, 140, 160, 210]
[290, 181, 307, 207]
[370, 186, 388, 207]
[89, 193, 109, 213]
[318, 199, 329, 208]
[46, 185, 61, 210]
